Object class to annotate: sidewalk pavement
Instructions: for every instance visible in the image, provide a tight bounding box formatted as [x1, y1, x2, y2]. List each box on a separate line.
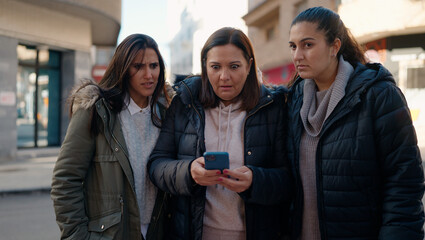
[0, 145, 424, 196]
[0, 147, 59, 195]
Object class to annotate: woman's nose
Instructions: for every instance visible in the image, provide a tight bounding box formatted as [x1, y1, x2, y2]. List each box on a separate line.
[219, 68, 230, 80]
[143, 68, 152, 79]
[293, 48, 303, 61]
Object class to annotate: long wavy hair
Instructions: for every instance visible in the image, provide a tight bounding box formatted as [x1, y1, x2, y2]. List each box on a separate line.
[99, 33, 170, 127]
[199, 27, 260, 111]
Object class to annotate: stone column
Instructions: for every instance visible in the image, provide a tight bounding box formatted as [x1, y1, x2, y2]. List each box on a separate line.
[0, 36, 18, 162]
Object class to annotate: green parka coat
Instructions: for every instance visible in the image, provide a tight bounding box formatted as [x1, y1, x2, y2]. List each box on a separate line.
[51, 81, 170, 240]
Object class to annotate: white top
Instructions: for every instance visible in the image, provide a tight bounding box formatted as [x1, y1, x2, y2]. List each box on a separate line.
[119, 96, 160, 238]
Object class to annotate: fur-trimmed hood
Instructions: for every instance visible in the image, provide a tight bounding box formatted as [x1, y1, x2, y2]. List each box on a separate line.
[68, 79, 175, 114]
[69, 79, 100, 114]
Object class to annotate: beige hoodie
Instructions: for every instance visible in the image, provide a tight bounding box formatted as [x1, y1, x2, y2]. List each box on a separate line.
[203, 101, 247, 235]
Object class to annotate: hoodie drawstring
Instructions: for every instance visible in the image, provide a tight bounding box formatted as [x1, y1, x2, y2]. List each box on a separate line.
[218, 103, 232, 152]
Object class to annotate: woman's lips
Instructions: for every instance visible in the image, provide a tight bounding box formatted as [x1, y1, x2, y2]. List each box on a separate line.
[142, 82, 154, 88]
[297, 64, 308, 70]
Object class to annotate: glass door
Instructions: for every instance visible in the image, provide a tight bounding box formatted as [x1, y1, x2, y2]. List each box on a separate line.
[16, 45, 61, 148]
[38, 68, 61, 146]
[16, 66, 36, 147]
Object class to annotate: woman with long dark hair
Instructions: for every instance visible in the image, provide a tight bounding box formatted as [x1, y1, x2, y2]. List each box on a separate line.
[51, 34, 171, 240]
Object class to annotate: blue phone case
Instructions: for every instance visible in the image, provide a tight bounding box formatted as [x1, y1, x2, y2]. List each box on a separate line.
[203, 152, 229, 172]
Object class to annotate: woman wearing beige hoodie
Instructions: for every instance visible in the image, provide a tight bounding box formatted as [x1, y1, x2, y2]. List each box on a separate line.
[148, 27, 292, 240]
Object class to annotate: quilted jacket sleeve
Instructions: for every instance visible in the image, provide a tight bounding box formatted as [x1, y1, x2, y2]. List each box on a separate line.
[372, 82, 425, 240]
[51, 109, 95, 240]
[148, 97, 197, 196]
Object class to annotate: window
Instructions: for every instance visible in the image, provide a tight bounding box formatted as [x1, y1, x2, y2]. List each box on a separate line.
[266, 26, 276, 41]
[407, 67, 425, 89]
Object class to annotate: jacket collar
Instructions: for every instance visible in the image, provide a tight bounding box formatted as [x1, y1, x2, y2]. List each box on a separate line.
[290, 62, 394, 104]
[289, 62, 395, 137]
[174, 76, 202, 106]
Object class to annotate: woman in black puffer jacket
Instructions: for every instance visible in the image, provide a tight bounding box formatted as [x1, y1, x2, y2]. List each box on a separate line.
[287, 7, 424, 240]
[148, 27, 292, 240]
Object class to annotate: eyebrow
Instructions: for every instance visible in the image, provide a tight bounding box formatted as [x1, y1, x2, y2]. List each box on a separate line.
[132, 61, 159, 64]
[208, 60, 243, 64]
[289, 37, 316, 44]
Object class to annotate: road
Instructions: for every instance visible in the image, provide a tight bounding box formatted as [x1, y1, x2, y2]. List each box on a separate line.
[0, 192, 59, 240]
[1, 162, 425, 240]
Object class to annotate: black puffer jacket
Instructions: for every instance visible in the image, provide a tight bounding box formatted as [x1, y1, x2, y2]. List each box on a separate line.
[148, 76, 292, 240]
[287, 62, 425, 240]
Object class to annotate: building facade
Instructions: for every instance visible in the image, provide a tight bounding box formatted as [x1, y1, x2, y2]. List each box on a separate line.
[168, 0, 248, 80]
[0, 0, 121, 161]
[169, 6, 197, 77]
[243, 0, 337, 84]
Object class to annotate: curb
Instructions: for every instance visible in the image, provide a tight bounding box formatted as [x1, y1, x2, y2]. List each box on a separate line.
[0, 187, 51, 196]
[16, 147, 60, 161]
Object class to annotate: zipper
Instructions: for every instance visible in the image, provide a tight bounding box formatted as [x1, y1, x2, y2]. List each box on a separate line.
[314, 139, 327, 239]
[181, 82, 203, 122]
[242, 98, 273, 164]
[111, 130, 129, 159]
[241, 96, 274, 233]
[292, 108, 304, 238]
[315, 114, 347, 239]
[314, 104, 358, 239]
[243, 98, 273, 128]
[119, 195, 124, 215]
[181, 82, 205, 154]
[100, 99, 129, 159]
[104, 99, 130, 159]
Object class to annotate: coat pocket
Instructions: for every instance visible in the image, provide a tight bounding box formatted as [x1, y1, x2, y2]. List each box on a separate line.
[88, 211, 121, 240]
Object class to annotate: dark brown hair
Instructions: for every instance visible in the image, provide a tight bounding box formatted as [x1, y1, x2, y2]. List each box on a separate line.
[291, 6, 366, 66]
[99, 33, 169, 127]
[288, 7, 366, 87]
[200, 27, 260, 111]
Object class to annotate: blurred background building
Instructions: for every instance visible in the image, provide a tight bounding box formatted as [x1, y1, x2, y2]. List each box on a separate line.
[339, 0, 425, 146]
[0, 0, 120, 161]
[168, 0, 248, 81]
[243, 0, 425, 147]
[243, 0, 338, 84]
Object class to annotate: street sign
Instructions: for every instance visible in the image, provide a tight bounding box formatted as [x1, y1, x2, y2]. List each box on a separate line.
[91, 65, 107, 83]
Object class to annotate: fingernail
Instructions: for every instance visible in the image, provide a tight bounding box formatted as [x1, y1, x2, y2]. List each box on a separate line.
[223, 170, 228, 174]
[216, 171, 221, 174]
[218, 178, 223, 181]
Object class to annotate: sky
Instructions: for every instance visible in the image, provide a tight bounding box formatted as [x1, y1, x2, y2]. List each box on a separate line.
[117, 0, 248, 75]
[118, 0, 172, 65]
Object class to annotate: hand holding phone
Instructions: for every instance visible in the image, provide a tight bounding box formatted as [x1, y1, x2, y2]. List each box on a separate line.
[203, 152, 229, 173]
[190, 154, 227, 186]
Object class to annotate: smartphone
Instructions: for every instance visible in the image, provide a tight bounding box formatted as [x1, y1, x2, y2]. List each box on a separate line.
[203, 152, 229, 173]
